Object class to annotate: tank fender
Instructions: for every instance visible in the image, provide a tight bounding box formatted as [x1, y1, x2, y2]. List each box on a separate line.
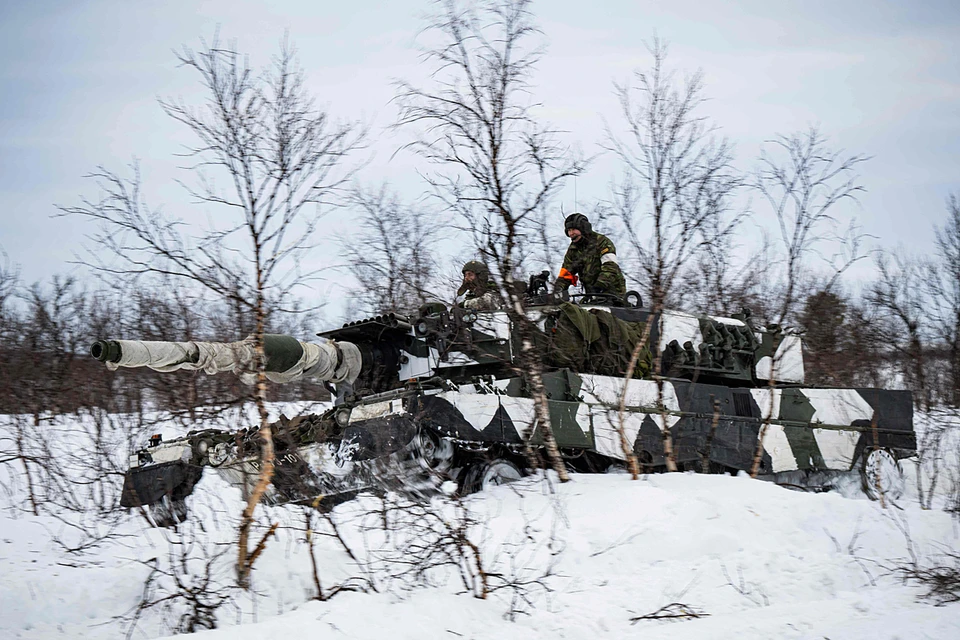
[338, 414, 418, 462]
[120, 461, 203, 508]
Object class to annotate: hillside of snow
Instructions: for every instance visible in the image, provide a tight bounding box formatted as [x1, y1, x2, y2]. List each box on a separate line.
[2, 408, 960, 639]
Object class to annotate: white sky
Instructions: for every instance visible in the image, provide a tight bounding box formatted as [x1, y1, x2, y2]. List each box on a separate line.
[1, 0, 958, 305]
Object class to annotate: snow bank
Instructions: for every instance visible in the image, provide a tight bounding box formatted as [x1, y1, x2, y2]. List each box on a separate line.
[1, 408, 960, 639]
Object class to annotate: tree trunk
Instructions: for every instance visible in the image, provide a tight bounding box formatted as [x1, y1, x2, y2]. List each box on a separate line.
[751, 336, 782, 478]
[618, 319, 654, 479]
[237, 278, 277, 588]
[908, 332, 928, 411]
[701, 397, 721, 474]
[507, 283, 568, 483]
[19, 416, 39, 516]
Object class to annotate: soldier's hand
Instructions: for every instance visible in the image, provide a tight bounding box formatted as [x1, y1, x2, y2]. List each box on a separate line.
[552, 282, 570, 303]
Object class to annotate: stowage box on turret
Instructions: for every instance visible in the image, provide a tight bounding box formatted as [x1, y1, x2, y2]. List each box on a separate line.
[93, 284, 916, 525]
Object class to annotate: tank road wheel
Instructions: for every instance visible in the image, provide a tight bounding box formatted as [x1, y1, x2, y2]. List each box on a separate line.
[861, 448, 905, 502]
[414, 428, 455, 474]
[460, 458, 523, 494]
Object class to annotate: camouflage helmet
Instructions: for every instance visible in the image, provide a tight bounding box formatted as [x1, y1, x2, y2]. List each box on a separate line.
[462, 260, 489, 280]
[564, 213, 592, 235]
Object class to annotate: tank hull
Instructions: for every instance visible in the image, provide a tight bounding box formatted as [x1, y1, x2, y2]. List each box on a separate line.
[119, 370, 916, 524]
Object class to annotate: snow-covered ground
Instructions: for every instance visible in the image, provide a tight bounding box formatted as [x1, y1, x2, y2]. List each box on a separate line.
[2, 408, 960, 639]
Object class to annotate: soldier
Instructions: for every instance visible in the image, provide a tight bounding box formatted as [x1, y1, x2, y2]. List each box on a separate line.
[554, 213, 626, 301]
[457, 260, 501, 311]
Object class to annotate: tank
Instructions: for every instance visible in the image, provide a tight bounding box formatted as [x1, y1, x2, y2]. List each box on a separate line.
[92, 281, 917, 525]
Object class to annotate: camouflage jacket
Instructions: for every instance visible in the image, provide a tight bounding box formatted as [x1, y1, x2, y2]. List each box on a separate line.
[555, 232, 626, 297]
[460, 281, 502, 311]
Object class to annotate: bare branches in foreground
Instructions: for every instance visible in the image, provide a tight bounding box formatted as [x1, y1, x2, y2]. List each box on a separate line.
[630, 602, 710, 624]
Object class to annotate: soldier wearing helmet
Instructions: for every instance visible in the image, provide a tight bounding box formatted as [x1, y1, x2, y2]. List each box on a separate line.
[554, 213, 626, 301]
[457, 260, 502, 311]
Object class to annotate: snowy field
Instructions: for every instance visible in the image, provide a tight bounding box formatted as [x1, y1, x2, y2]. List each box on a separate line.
[2, 407, 960, 639]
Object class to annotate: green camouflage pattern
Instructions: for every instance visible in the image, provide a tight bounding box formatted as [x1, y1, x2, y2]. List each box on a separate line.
[540, 303, 652, 378]
[556, 232, 626, 297]
[422, 371, 915, 475]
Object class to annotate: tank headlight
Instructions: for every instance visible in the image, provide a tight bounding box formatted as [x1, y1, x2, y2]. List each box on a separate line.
[335, 408, 352, 426]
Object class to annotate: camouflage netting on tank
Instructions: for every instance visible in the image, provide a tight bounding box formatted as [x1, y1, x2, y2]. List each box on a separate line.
[542, 302, 652, 377]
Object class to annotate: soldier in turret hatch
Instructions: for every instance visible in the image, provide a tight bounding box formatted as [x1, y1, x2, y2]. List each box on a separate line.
[554, 213, 626, 302]
[457, 260, 502, 311]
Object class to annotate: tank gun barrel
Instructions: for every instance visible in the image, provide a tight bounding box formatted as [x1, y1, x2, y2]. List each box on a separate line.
[91, 334, 361, 384]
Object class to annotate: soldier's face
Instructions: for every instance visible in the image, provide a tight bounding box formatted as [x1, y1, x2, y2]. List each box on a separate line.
[567, 228, 582, 243]
[463, 271, 477, 284]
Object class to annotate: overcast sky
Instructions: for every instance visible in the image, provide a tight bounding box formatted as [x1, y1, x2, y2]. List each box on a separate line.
[1, 0, 958, 303]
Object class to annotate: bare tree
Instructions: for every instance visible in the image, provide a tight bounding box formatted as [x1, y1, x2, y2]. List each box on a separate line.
[0, 275, 185, 557]
[800, 288, 868, 387]
[754, 126, 868, 325]
[526, 198, 578, 275]
[607, 37, 743, 312]
[3, 277, 88, 515]
[0, 247, 17, 333]
[746, 128, 869, 478]
[606, 37, 742, 472]
[926, 194, 960, 406]
[676, 225, 773, 318]
[60, 34, 364, 587]
[868, 250, 931, 411]
[395, 0, 583, 480]
[341, 184, 441, 316]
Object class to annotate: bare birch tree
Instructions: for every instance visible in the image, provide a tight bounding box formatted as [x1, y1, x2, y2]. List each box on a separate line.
[0, 247, 16, 329]
[926, 194, 960, 406]
[747, 128, 869, 477]
[867, 250, 931, 410]
[755, 126, 868, 325]
[607, 38, 743, 312]
[60, 34, 364, 587]
[606, 37, 742, 472]
[0, 248, 21, 417]
[341, 184, 441, 316]
[676, 223, 773, 318]
[395, 0, 583, 481]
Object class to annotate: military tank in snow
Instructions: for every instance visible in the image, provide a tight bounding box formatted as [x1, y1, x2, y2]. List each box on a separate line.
[93, 280, 917, 525]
